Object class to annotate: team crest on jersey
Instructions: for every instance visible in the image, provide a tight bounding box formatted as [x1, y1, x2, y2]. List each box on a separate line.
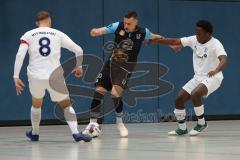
[136, 34, 141, 39]
[204, 48, 208, 58]
[119, 30, 125, 36]
[204, 47, 208, 53]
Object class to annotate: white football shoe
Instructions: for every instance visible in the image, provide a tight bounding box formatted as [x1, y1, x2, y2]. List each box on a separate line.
[117, 122, 128, 137]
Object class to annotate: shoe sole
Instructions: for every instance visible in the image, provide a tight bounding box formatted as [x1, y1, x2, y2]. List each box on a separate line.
[189, 125, 208, 136]
[26, 133, 39, 141]
[75, 138, 91, 142]
[168, 133, 188, 136]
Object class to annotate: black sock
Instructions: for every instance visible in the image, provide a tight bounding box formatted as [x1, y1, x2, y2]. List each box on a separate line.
[90, 91, 104, 120]
[112, 97, 123, 113]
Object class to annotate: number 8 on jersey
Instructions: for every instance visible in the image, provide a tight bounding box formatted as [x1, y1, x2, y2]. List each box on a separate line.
[39, 37, 51, 56]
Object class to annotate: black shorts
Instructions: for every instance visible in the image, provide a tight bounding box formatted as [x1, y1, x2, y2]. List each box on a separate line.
[95, 60, 133, 91]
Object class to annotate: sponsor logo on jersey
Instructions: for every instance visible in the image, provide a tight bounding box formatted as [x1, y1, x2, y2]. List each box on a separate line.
[136, 34, 141, 39]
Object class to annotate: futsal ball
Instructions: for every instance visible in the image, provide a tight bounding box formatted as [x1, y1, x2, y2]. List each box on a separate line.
[84, 122, 101, 138]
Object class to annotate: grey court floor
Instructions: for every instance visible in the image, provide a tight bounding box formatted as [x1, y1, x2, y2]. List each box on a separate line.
[0, 120, 240, 160]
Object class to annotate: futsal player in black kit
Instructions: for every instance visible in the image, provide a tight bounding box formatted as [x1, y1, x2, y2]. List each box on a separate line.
[83, 11, 164, 137]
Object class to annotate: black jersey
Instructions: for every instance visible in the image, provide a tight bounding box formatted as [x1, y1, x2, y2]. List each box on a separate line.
[113, 22, 147, 62]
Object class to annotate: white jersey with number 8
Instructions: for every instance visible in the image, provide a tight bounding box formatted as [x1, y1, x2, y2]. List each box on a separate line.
[14, 27, 83, 80]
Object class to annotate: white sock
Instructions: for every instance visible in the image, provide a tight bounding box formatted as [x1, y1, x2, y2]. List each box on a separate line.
[64, 106, 79, 134]
[116, 117, 123, 124]
[31, 106, 41, 135]
[116, 112, 123, 124]
[90, 118, 97, 123]
[179, 123, 187, 130]
[198, 117, 205, 125]
[194, 105, 205, 125]
[174, 109, 187, 130]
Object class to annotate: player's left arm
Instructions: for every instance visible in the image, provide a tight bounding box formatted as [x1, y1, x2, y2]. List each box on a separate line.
[208, 41, 227, 77]
[208, 55, 227, 77]
[61, 33, 84, 77]
[13, 41, 28, 95]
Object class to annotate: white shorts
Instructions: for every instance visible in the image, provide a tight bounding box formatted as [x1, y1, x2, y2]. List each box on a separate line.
[182, 75, 223, 97]
[28, 77, 69, 102]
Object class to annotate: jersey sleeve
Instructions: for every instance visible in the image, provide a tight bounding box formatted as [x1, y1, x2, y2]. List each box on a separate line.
[60, 32, 83, 67]
[13, 32, 30, 78]
[144, 28, 153, 40]
[103, 22, 119, 34]
[13, 44, 28, 78]
[20, 32, 29, 46]
[180, 36, 196, 48]
[215, 40, 227, 57]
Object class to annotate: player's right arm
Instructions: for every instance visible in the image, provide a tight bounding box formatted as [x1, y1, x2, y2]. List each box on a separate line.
[13, 38, 28, 95]
[151, 36, 195, 47]
[149, 37, 182, 46]
[90, 22, 119, 37]
[147, 36, 196, 52]
[61, 32, 84, 77]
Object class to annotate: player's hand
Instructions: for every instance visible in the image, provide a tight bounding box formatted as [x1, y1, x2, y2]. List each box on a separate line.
[90, 28, 99, 37]
[170, 45, 182, 53]
[14, 78, 25, 95]
[72, 67, 83, 78]
[208, 69, 219, 77]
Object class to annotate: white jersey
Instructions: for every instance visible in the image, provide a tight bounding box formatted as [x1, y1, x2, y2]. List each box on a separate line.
[180, 36, 227, 81]
[14, 27, 83, 79]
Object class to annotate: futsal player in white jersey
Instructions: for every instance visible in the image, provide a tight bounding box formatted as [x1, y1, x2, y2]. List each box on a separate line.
[13, 11, 91, 142]
[147, 20, 227, 136]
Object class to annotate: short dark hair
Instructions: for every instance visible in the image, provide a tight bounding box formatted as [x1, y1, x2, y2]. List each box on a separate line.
[196, 20, 213, 34]
[36, 11, 50, 21]
[124, 11, 138, 19]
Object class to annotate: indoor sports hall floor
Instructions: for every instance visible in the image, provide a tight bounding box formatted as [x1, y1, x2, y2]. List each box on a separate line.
[0, 120, 239, 160]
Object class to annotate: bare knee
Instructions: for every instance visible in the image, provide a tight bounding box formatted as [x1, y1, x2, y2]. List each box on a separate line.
[191, 90, 202, 100]
[191, 84, 208, 101]
[96, 86, 108, 95]
[175, 96, 185, 109]
[58, 97, 71, 108]
[111, 85, 123, 97]
[174, 90, 191, 109]
[32, 97, 43, 108]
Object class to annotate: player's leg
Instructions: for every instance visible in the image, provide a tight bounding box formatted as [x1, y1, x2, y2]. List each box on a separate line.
[189, 76, 222, 136]
[25, 97, 43, 141]
[168, 89, 191, 136]
[56, 97, 91, 142]
[168, 78, 199, 136]
[31, 97, 43, 134]
[111, 85, 128, 137]
[90, 86, 108, 123]
[81, 86, 106, 138]
[58, 98, 79, 134]
[26, 78, 46, 141]
[110, 60, 130, 137]
[189, 84, 208, 136]
[83, 61, 111, 137]
[82, 86, 107, 137]
[47, 79, 91, 142]
[111, 85, 124, 122]
[90, 60, 112, 124]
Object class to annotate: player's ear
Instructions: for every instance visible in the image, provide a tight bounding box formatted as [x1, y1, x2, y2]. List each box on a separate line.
[35, 21, 39, 27]
[135, 19, 138, 25]
[49, 18, 52, 27]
